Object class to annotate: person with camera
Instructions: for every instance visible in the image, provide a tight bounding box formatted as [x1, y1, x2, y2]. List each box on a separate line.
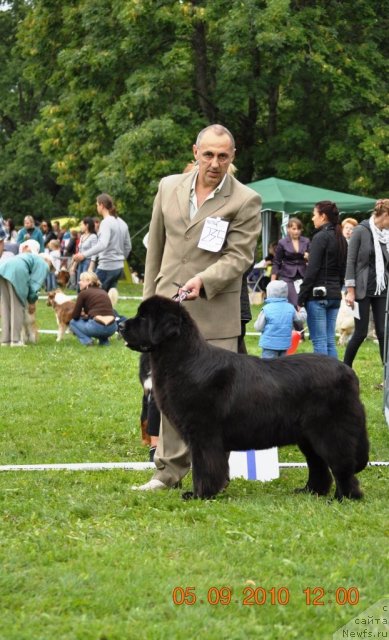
[297, 201, 347, 357]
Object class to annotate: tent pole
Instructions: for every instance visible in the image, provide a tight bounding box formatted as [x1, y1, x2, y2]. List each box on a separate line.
[281, 212, 289, 237]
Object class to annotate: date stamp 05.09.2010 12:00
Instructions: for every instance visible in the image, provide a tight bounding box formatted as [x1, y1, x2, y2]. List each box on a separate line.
[171, 585, 360, 607]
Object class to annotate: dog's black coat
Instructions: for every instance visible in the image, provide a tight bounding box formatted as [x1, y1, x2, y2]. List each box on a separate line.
[120, 295, 369, 500]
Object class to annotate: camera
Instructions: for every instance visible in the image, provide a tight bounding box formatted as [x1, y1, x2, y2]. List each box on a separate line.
[312, 286, 327, 298]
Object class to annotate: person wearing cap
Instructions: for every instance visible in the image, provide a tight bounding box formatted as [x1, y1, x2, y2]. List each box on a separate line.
[19, 239, 41, 255]
[0, 253, 52, 346]
[254, 280, 307, 359]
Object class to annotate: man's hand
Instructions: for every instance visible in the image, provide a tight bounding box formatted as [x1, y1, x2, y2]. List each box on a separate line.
[73, 253, 85, 263]
[180, 275, 203, 300]
[28, 303, 36, 314]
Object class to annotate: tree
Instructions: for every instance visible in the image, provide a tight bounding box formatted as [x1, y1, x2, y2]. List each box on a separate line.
[1, 0, 387, 257]
[0, 0, 73, 221]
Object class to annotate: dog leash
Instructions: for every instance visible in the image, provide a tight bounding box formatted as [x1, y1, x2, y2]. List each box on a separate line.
[172, 283, 191, 303]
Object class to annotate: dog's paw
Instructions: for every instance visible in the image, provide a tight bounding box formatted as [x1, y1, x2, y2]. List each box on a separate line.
[294, 484, 330, 497]
[294, 484, 313, 495]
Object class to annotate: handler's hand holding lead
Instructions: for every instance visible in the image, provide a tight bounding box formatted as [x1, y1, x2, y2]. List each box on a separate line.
[180, 275, 203, 300]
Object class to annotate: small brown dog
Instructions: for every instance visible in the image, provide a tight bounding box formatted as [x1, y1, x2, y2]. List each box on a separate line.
[336, 293, 355, 346]
[47, 290, 75, 341]
[56, 268, 71, 288]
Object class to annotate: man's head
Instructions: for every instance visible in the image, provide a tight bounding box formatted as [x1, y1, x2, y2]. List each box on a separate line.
[96, 193, 116, 218]
[193, 125, 235, 189]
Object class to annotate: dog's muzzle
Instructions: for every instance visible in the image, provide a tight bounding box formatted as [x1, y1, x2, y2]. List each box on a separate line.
[118, 321, 154, 352]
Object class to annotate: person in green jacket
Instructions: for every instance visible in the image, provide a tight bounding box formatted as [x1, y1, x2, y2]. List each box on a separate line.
[0, 253, 51, 346]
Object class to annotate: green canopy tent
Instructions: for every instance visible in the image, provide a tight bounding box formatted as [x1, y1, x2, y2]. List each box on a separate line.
[246, 177, 376, 257]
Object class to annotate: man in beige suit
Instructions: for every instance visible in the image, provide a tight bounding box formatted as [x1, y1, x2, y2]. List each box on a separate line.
[133, 124, 262, 491]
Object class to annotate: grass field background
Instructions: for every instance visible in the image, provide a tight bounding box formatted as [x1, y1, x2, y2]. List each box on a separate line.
[0, 282, 388, 639]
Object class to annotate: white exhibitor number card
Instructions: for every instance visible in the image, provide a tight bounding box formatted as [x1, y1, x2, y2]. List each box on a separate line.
[198, 217, 229, 252]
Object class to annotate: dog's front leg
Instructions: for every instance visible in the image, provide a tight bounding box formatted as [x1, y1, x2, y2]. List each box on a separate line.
[189, 441, 229, 500]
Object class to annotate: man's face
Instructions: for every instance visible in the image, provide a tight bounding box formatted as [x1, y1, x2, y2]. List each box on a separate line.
[193, 132, 235, 189]
[24, 217, 34, 229]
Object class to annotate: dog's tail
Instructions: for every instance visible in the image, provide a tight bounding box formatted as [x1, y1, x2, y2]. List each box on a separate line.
[108, 287, 119, 307]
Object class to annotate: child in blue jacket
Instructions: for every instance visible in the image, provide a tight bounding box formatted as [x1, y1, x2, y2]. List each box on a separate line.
[254, 280, 306, 359]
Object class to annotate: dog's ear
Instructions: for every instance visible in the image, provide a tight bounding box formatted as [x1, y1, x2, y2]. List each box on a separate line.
[149, 311, 181, 347]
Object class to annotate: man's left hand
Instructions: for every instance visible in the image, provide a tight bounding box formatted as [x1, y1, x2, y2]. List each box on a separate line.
[180, 275, 203, 300]
[73, 253, 85, 263]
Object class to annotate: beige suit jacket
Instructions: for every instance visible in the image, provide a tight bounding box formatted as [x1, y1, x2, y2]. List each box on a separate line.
[143, 172, 262, 340]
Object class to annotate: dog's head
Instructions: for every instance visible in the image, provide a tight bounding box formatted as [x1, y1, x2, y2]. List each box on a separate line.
[46, 291, 57, 307]
[56, 268, 70, 287]
[119, 295, 183, 352]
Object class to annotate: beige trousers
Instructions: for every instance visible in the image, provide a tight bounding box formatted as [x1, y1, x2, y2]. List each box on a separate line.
[153, 336, 238, 486]
[0, 278, 25, 344]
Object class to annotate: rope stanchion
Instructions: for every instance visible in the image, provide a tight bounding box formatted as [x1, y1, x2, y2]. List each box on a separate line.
[0, 462, 155, 472]
[0, 461, 387, 472]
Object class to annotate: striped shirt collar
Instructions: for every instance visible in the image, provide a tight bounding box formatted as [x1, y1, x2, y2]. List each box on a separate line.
[189, 171, 227, 219]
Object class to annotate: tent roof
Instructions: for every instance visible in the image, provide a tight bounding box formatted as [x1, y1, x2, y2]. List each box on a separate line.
[246, 177, 376, 215]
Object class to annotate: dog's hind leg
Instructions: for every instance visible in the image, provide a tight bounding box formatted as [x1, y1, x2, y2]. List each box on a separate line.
[323, 432, 365, 500]
[354, 429, 369, 474]
[331, 465, 364, 501]
[190, 441, 229, 499]
[328, 421, 367, 500]
[295, 439, 333, 496]
[57, 324, 65, 342]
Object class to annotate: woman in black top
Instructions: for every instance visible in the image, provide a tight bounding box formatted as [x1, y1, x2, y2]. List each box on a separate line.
[298, 201, 347, 358]
[40, 220, 57, 247]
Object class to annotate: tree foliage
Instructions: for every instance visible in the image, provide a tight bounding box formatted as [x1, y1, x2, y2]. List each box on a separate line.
[0, 0, 388, 260]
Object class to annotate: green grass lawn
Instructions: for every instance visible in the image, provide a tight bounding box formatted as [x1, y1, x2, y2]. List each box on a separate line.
[0, 283, 388, 639]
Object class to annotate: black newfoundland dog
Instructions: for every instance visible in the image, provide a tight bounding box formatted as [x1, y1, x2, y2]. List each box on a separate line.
[120, 295, 369, 501]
